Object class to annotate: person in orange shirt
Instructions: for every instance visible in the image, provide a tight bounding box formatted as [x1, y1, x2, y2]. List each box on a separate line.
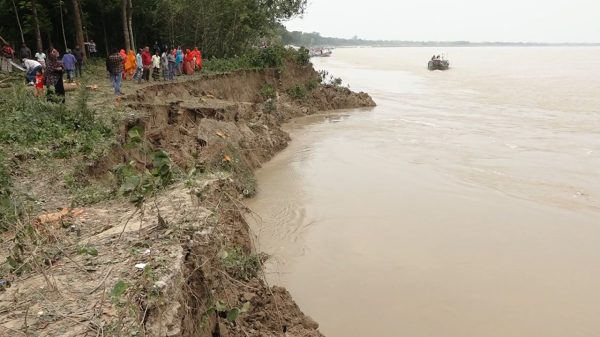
[124, 50, 136, 80]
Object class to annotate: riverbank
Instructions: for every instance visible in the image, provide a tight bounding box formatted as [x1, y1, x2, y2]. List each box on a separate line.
[0, 58, 374, 336]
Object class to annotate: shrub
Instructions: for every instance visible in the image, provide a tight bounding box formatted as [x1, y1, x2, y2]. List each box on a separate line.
[296, 47, 311, 65]
[287, 84, 307, 100]
[260, 84, 277, 100]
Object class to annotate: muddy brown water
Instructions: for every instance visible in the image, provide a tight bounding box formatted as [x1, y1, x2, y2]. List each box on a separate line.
[245, 47, 600, 337]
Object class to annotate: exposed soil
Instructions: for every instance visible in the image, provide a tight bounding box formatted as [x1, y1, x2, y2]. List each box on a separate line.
[0, 61, 375, 337]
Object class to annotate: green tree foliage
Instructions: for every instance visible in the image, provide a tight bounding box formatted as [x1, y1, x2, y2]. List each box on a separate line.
[0, 0, 307, 58]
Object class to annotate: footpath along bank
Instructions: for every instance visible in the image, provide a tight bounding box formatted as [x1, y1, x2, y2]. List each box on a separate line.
[0, 51, 375, 336]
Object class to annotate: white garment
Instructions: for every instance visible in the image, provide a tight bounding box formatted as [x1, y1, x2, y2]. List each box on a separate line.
[35, 52, 46, 62]
[23, 59, 42, 72]
[152, 55, 161, 68]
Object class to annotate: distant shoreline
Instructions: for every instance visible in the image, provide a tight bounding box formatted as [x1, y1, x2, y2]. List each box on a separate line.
[282, 30, 600, 48]
[329, 43, 600, 48]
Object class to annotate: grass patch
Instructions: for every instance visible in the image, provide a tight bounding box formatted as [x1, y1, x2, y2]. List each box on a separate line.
[0, 85, 115, 160]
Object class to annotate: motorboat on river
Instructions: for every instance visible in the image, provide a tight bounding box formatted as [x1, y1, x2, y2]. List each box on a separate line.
[428, 55, 450, 70]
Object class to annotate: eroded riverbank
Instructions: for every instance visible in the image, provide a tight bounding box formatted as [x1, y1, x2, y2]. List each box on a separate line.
[0, 60, 374, 337]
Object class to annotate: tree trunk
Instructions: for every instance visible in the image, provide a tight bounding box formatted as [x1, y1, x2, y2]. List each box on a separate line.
[11, 0, 25, 44]
[127, 0, 135, 51]
[121, 0, 131, 51]
[31, 0, 43, 52]
[100, 8, 109, 57]
[59, 0, 68, 51]
[71, 0, 86, 59]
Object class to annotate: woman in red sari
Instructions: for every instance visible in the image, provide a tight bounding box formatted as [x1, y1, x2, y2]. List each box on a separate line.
[193, 47, 202, 71]
[183, 49, 194, 75]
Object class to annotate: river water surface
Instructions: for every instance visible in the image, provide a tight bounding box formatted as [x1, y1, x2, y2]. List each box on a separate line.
[245, 47, 600, 337]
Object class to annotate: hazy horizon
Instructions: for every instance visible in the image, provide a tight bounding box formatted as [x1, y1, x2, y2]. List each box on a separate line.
[285, 0, 600, 44]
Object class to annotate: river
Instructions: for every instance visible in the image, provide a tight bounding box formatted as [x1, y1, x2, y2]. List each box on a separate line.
[245, 47, 600, 337]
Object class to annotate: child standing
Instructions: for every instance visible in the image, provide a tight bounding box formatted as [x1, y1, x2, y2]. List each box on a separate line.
[34, 69, 44, 97]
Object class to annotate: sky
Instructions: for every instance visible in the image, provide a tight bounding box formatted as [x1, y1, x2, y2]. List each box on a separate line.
[285, 0, 600, 43]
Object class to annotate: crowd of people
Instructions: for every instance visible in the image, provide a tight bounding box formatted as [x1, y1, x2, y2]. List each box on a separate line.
[1, 40, 204, 101]
[105, 44, 203, 96]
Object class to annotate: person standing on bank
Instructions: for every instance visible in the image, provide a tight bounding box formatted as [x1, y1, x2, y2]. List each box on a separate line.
[106, 49, 124, 96]
[73, 45, 84, 77]
[35, 49, 46, 68]
[142, 46, 152, 82]
[134, 48, 143, 83]
[61, 49, 77, 83]
[45, 49, 65, 103]
[20, 43, 32, 60]
[151, 50, 161, 81]
[1, 43, 14, 73]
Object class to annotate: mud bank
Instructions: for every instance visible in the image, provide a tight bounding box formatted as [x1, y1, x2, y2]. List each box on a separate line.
[0, 62, 374, 336]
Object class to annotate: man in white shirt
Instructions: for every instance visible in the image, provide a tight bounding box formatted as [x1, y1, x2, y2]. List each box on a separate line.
[22, 58, 42, 85]
[35, 49, 46, 68]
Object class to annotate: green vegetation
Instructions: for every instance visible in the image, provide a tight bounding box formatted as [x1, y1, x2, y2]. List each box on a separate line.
[202, 45, 300, 73]
[0, 152, 15, 231]
[219, 247, 261, 281]
[0, 0, 307, 58]
[287, 84, 307, 100]
[260, 84, 277, 100]
[0, 86, 114, 160]
[114, 126, 175, 208]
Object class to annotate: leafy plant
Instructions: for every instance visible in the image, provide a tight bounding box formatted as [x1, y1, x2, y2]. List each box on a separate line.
[111, 280, 129, 303]
[296, 47, 311, 65]
[114, 126, 174, 208]
[260, 84, 277, 100]
[212, 300, 252, 322]
[77, 245, 99, 257]
[219, 247, 260, 281]
[287, 84, 307, 100]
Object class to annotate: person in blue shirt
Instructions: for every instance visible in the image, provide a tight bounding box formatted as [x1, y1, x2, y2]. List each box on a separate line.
[62, 49, 77, 83]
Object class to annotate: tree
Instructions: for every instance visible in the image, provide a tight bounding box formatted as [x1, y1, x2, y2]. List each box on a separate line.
[127, 0, 134, 51]
[30, 0, 43, 51]
[11, 0, 25, 43]
[71, 0, 86, 58]
[121, 0, 131, 51]
[59, 0, 68, 51]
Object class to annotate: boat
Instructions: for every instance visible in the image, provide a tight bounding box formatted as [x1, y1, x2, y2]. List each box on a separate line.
[309, 48, 333, 58]
[428, 56, 450, 70]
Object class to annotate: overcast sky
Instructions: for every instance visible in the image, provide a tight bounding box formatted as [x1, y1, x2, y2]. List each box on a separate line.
[285, 0, 600, 43]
